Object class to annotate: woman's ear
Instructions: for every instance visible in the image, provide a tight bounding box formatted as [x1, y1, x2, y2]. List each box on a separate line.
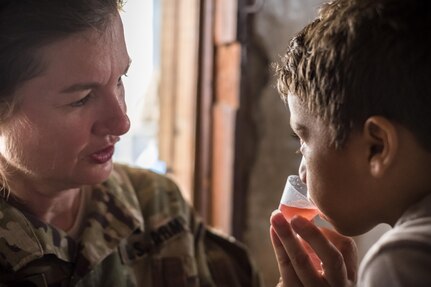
[363, 116, 398, 178]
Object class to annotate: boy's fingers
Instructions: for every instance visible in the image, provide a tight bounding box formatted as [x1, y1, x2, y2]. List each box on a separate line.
[270, 226, 303, 287]
[291, 216, 348, 286]
[322, 228, 358, 282]
[271, 211, 323, 286]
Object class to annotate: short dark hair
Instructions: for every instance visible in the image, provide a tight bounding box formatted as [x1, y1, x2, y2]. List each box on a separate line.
[0, 0, 124, 120]
[276, 0, 431, 150]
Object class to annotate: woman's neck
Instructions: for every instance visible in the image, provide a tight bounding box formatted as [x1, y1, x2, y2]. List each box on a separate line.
[7, 180, 82, 231]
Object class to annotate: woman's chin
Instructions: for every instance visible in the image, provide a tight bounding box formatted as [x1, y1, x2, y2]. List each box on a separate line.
[84, 161, 114, 184]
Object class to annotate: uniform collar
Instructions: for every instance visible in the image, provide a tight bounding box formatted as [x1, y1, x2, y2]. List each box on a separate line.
[0, 166, 144, 276]
[0, 197, 77, 271]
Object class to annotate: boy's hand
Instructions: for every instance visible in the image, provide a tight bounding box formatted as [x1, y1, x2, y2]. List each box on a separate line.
[270, 211, 357, 287]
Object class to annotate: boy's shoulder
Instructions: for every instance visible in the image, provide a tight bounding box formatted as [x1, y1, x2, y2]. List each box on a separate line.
[367, 193, 431, 256]
[358, 194, 431, 286]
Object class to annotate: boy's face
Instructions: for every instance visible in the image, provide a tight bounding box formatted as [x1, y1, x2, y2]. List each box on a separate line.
[288, 94, 375, 235]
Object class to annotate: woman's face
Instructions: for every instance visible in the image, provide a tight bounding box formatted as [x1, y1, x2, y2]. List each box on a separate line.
[0, 14, 131, 191]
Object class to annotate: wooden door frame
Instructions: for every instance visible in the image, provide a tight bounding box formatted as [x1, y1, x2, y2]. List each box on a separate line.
[159, 0, 255, 238]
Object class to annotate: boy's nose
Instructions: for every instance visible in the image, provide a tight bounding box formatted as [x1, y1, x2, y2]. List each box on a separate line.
[299, 156, 307, 184]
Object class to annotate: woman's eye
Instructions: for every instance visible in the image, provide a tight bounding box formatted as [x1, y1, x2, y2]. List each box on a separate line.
[70, 94, 92, 107]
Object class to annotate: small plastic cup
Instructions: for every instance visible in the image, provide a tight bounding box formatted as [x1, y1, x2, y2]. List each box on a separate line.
[279, 175, 319, 221]
[278, 175, 322, 271]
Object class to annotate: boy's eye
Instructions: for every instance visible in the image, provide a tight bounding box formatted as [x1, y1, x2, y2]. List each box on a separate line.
[70, 94, 92, 107]
[117, 74, 128, 86]
[291, 132, 303, 144]
[291, 132, 300, 140]
[291, 132, 304, 154]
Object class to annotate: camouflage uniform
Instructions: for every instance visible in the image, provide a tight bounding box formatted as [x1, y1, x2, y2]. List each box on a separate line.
[0, 164, 262, 287]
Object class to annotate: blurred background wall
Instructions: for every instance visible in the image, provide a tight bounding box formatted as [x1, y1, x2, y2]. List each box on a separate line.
[244, 0, 324, 284]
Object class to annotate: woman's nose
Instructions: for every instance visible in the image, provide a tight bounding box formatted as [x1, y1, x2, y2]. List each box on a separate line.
[106, 112, 130, 136]
[299, 156, 307, 184]
[93, 93, 131, 136]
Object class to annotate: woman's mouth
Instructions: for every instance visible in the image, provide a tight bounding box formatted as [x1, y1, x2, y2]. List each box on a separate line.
[90, 146, 114, 164]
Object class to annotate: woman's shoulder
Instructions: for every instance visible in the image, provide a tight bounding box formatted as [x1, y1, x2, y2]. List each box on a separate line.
[112, 163, 180, 194]
[110, 163, 188, 212]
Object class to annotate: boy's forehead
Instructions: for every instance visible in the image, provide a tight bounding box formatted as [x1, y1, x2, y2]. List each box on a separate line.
[287, 93, 330, 138]
[287, 94, 308, 122]
[287, 95, 308, 134]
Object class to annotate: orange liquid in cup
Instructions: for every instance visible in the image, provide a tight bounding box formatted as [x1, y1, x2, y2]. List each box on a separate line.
[279, 203, 322, 271]
[279, 204, 319, 221]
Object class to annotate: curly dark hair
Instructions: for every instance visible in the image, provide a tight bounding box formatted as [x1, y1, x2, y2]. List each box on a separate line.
[276, 0, 431, 150]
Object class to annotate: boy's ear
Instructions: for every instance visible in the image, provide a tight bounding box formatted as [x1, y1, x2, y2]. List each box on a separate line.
[363, 116, 398, 178]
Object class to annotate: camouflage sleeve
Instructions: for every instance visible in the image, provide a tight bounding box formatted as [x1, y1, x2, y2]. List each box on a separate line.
[115, 164, 262, 287]
[196, 225, 263, 287]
